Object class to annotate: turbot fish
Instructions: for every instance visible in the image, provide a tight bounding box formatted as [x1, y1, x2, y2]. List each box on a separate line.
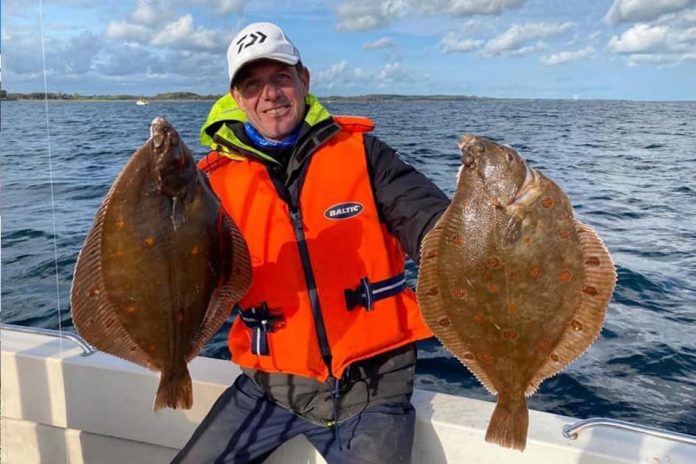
[417, 135, 616, 450]
[71, 117, 251, 410]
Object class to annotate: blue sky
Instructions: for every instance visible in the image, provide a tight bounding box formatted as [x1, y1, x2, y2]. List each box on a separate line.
[2, 0, 695, 100]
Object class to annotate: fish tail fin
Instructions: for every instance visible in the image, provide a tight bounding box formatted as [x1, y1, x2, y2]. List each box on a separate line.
[485, 393, 529, 451]
[154, 365, 193, 411]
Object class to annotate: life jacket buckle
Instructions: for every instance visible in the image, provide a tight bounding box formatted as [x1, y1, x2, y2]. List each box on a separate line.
[240, 302, 285, 356]
[345, 277, 374, 311]
[344, 273, 407, 312]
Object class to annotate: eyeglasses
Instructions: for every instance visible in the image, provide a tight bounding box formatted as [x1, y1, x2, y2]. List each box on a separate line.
[236, 70, 299, 98]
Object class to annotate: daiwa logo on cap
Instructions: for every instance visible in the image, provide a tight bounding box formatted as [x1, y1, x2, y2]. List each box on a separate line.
[235, 31, 268, 53]
[325, 202, 364, 220]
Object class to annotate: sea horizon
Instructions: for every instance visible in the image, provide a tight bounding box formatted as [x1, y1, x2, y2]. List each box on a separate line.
[2, 90, 695, 104]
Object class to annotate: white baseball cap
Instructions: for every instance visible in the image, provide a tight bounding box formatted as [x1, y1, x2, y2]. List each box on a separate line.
[227, 22, 301, 86]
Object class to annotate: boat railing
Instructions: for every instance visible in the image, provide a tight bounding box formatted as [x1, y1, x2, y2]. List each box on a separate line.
[563, 417, 696, 446]
[0, 323, 96, 356]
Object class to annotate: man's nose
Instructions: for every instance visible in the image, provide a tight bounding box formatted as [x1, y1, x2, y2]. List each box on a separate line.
[261, 79, 281, 99]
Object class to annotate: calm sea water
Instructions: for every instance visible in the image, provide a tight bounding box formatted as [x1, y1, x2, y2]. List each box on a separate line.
[1, 99, 695, 436]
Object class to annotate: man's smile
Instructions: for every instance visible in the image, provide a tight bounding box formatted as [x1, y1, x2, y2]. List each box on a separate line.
[262, 104, 291, 116]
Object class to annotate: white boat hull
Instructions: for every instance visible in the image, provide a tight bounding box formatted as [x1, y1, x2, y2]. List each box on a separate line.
[1, 328, 693, 463]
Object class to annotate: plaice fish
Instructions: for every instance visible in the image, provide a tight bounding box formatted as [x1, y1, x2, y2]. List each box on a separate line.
[417, 134, 616, 451]
[70, 117, 251, 410]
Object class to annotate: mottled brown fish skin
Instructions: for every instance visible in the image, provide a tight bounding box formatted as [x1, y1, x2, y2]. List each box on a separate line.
[417, 135, 616, 450]
[70, 117, 251, 411]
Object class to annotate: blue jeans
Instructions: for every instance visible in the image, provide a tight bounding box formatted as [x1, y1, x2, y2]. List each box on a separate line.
[171, 374, 415, 464]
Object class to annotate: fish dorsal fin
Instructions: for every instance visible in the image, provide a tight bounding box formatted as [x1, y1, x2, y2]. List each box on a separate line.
[417, 220, 499, 396]
[526, 220, 617, 395]
[70, 183, 159, 370]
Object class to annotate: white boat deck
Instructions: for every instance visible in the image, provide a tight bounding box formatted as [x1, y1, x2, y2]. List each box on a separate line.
[1, 327, 694, 463]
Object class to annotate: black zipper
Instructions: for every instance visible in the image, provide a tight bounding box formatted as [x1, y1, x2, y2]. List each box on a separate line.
[263, 167, 335, 376]
[288, 206, 334, 375]
[263, 125, 341, 377]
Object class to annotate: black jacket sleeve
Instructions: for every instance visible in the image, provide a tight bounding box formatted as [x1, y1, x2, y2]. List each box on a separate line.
[364, 134, 450, 264]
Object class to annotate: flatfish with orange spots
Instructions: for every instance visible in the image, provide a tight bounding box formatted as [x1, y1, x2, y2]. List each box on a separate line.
[417, 135, 616, 450]
[70, 117, 251, 410]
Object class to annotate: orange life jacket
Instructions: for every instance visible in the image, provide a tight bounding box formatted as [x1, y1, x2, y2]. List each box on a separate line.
[197, 116, 432, 381]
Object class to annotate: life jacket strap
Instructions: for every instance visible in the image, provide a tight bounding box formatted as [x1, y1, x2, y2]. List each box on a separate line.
[239, 302, 285, 356]
[344, 273, 406, 311]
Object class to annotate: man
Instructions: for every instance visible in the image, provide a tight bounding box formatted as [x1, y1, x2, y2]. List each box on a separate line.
[172, 22, 449, 464]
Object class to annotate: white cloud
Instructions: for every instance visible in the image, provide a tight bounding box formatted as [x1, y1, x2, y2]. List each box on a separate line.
[680, 8, 696, 23]
[0, 0, 239, 92]
[423, 0, 525, 16]
[541, 46, 594, 65]
[0, 25, 105, 78]
[483, 22, 574, 56]
[129, 0, 244, 23]
[315, 60, 350, 83]
[106, 21, 152, 42]
[314, 60, 371, 89]
[106, 1, 178, 42]
[455, 18, 498, 35]
[363, 37, 397, 49]
[202, 0, 245, 14]
[605, 0, 695, 25]
[131, 0, 164, 26]
[337, 0, 410, 31]
[607, 24, 670, 53]
[314, 60, 418, 91]
[108, 13, 221, 52]
[589, 30, 603, 41]
[678, 26, 696, 42]
[607, 22, 696, 64]
[336, 0, 525, 31]
[440, 33, 484, 53]
[162, 49, 225, 77]
[60, 31, 104, 74]
[623, 49, 696, 65]
[151, 15, 220, 50]
[623, 53, 675, 65]
[107, 1, 234, 51]
[337, 15, 385, 32]
[376, 62, 411, 82]
[1, 30, 46, 75]
[94, 43, 164, 76]
[509, 42, 547, 56]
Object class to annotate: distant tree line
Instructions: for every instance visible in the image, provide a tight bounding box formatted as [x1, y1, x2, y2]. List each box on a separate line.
[322, 94, 485, 102]
[0, 91, 220, 101]
[0, 91, 487, 102]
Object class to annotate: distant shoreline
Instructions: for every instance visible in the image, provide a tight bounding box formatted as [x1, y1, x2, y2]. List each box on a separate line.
[0, 91, 219, 102]
[1, 91, 693, 103]
[0, 91, 487, 103]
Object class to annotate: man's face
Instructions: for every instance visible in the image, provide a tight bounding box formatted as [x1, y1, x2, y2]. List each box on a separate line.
[231, 59, 310, 142]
